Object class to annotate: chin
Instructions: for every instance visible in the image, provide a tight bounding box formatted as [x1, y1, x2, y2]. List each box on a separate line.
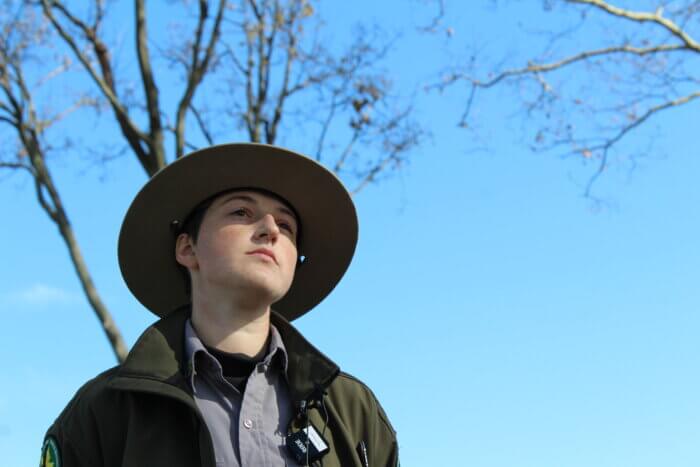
[238, 275, 291, 304]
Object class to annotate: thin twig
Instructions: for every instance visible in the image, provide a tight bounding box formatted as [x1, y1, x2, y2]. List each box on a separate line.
[583, 89, 700, 196]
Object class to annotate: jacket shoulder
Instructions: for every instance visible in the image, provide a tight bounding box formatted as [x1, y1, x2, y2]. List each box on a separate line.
[328, 371, 396, 435]
[54, 366, 120, 424]
[43, 366, 121, 465]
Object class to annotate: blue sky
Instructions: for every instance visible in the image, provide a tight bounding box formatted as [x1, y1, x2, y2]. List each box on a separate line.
[2, 1, 699, 466]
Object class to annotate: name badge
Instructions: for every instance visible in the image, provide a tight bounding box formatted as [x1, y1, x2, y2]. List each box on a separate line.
[286, 423, 330, 464]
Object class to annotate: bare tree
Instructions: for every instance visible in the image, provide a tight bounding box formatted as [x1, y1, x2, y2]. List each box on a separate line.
[0, 3, 129, 360]
[190, 0, 423, 192]
[0, 0, 423, 362]
[436, 0, 700, 197]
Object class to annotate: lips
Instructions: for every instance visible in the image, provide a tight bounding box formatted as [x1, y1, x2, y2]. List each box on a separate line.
[247, 248, 277, 264]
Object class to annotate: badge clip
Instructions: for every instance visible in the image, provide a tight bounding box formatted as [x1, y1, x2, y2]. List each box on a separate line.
[286, 423, 329, 465]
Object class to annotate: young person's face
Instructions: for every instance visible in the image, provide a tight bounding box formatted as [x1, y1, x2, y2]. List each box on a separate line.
[175, 190, 299, 307]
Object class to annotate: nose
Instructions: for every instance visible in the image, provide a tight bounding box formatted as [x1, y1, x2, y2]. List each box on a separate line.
[255, 213, 279, 242]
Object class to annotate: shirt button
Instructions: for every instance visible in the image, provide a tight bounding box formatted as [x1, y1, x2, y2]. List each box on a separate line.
[243, 419, 253, 429]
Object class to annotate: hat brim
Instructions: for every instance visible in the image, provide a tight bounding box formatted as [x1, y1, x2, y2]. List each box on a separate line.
[118, 143, 358, 321]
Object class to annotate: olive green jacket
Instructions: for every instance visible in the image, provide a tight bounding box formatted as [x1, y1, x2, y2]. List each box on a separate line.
[43, 308, 398, 467]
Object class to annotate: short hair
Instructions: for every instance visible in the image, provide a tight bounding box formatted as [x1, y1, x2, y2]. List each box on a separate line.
[179, 196, 216, 245]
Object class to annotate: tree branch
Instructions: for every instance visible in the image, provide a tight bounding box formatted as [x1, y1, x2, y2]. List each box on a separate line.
[454, 43, 686, 90]
[190, 104, 215, 146]
[0, 161, 33, 174]
[135, 0, 165, 170]
[223, 42, 248, 74]
[418, 0, 445, 33]
[351, 146, 400, 194]
[244, 14, 258, 141]
[174, 0, 225, 158]
[444, 42, 689, 126]
[583, 89, 700, 196]
[41, 0, 155, 173]
[314, 92, 339, 161]
[334, 128, 361, 173]
[255, 1, 273, 143]
[267, 1, 296, 143]
[1, 43, 128, 361]
[570, 0, 700, 52]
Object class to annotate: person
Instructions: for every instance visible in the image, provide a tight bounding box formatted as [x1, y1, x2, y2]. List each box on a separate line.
[40, 143, 398, 467]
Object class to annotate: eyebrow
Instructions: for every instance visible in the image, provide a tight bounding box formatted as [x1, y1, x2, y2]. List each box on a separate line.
[219, 194, 298, 222]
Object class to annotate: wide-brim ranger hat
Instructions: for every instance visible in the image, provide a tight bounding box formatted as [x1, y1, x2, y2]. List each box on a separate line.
[118, 143, 358, 321]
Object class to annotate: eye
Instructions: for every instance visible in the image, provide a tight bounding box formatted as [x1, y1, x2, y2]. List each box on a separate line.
[277, 220, 294, 233]
[230, 208, 250, 217]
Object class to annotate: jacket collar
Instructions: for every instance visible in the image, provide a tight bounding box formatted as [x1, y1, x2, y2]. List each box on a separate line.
[113, 306, 339, 403]
[269, 309, 339, 402]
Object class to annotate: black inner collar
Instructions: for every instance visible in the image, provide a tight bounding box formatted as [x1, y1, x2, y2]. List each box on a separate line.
[204, 341, 268, 392]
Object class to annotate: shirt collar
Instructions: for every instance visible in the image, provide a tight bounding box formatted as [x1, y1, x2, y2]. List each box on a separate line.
[184, 318, 289, 385]
[112, 306, 339, 405]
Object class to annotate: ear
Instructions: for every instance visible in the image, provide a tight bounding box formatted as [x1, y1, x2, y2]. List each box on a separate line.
[175, 233, 199, 270]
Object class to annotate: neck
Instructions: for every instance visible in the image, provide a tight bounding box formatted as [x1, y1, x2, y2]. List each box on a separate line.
[190, 292, 271, 357]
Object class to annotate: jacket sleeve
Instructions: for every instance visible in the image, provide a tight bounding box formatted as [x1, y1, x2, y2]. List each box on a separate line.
[41, 423, 92, 467]
[330, 372, 400, 467]
[41, 378, 106, 467]
[369, 395, 400, 467]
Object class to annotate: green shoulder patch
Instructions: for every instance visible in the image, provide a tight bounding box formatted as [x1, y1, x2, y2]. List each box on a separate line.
[40, 436, 61, 467]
